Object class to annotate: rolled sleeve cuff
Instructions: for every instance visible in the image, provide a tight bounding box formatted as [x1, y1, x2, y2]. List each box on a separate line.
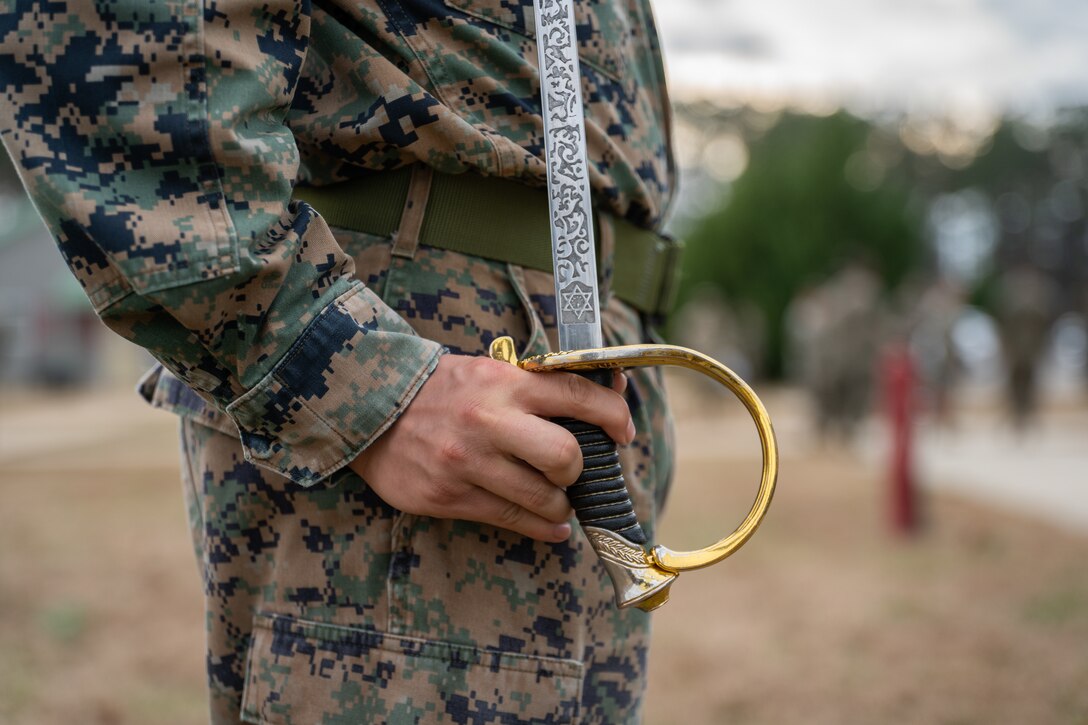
[226, 283, 444, 486]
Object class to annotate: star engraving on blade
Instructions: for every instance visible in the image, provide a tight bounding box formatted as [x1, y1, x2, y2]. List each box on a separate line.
[560, 281, 596, 324]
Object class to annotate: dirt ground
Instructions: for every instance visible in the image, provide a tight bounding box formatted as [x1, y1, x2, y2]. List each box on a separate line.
[1, 380, 1086, 724]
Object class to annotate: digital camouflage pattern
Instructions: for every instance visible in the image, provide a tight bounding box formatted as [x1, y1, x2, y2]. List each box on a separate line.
[176, 231, 675, 723]
[1, 0, 676, 721]
[0, 0, 674, 485]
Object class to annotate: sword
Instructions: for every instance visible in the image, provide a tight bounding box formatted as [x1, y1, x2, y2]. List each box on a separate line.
[490, 0, 779, 612]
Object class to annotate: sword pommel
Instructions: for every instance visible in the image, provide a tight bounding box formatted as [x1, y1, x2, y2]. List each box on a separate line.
[583, 526, 677, 612]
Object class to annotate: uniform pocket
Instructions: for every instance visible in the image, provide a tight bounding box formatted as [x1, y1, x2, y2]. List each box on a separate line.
[442, 0, 633, 82]
[380, 245, 537, 357]
[241, 613, 583, 724]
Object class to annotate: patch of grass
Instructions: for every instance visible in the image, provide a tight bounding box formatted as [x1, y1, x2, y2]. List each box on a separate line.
[1052, 680, 1088, 725]
[128, 683, 210, 722]
[1022, 588, 1088, 627]
[37, 601, 88, 643]
[883, 596, 930, 622]
[0, 647, 37, 719]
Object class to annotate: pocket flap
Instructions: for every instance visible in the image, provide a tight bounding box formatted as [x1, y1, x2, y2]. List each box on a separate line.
[442, 0, 631, 82]
[242, 613, 584, 724]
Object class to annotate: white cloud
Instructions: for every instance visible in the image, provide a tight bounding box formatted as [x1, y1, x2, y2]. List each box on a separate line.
[653, 0, 1088, 113]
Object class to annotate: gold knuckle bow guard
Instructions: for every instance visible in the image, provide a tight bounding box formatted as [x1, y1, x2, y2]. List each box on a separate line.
[489, 337, 779, 612]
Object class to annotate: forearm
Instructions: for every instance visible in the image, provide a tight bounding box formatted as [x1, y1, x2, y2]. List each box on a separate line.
[0, 0, 441, 484]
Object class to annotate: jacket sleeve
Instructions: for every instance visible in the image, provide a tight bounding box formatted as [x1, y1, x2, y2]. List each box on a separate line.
[0, 0, 444, 485]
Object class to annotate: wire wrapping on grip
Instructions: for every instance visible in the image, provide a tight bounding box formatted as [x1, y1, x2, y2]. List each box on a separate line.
[557, 418, 648, 545]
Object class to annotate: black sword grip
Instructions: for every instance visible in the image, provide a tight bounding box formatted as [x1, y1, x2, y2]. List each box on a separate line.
[557, 369, 647, 546]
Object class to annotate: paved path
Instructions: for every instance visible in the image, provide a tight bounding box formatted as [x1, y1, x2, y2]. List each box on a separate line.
[0, 387, 177, 470]
[665, 373, 1088, 534]
[857, 398, 1088, 533]
[914, 412, 1088, 533]
[670, 372, 1088, 531]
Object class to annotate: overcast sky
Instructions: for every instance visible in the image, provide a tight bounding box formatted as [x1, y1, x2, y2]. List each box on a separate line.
[654, 0, 1088, 117]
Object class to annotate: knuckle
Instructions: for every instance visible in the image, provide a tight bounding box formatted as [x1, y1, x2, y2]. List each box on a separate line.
[496, 501, 524, 529]
[564, 374, 592, 407]
[606, 393, 631, 426]
[457, 398, 491, 428]
[467, 355, 512, 385]
[553, 435, 582, 480]
[438, 437, 472, 468]
[616, 412, 633, 436]
[524, 482, 556, 513]
[424, 478, 462, 509]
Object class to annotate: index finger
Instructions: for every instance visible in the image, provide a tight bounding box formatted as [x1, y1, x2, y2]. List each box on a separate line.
[513, 369, 633, 446]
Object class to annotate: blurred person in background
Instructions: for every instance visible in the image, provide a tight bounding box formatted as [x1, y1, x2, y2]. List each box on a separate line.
[909, 278, 966, 428]
[0, 1, 678, 722]
[672, 284, 764, 404]
[995, 262, 1060, 431]
[787, 262, 882, 443]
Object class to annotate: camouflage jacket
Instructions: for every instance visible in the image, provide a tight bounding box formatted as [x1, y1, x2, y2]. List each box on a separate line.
[0, 0, 675, 486]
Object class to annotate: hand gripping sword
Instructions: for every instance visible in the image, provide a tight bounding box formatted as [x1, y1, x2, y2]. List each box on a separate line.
[488, 0, 778, 612]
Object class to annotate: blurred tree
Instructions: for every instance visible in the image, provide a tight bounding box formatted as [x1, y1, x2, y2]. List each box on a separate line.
[677, 111, 925, 378]
[927, 112, 1088, 318]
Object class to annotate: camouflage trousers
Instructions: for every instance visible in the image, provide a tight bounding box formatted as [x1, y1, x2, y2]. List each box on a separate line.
[175, 229, 675, 724]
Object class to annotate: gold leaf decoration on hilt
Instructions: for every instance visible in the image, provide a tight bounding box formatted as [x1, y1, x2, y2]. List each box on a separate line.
[584, 528, 655, 568]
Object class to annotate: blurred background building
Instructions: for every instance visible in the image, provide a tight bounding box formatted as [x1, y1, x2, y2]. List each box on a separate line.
[0, 149, 151, 389]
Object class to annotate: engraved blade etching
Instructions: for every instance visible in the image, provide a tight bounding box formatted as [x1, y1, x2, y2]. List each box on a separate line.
[534, 0, 603, 351]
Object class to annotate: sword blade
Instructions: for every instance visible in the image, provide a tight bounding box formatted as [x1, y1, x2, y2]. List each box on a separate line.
[534, 0, 603, 352]
[532, 0, 663, 608]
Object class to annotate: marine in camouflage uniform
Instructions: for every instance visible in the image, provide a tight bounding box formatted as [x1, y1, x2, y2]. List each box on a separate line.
[0, 1, 676, 722]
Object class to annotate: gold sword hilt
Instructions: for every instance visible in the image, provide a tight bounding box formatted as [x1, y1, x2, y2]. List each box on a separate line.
[489, 336, 779, 612]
